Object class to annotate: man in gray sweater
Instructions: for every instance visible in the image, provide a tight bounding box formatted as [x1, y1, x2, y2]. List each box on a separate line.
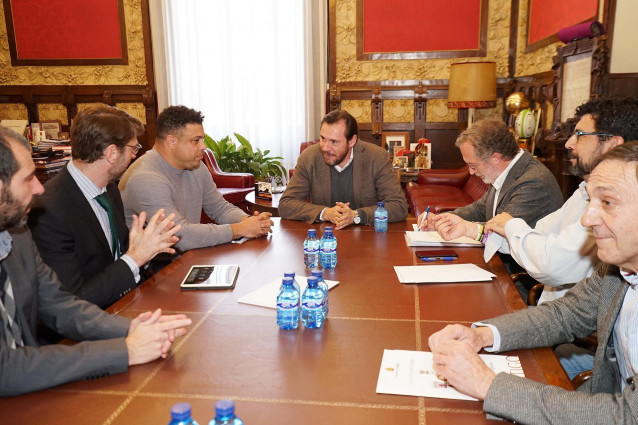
[119, 106, 273, 252]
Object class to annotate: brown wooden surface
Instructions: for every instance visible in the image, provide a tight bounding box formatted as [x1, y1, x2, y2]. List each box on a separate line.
[0, 218, 572, 424]
[245, 191, 283, 217]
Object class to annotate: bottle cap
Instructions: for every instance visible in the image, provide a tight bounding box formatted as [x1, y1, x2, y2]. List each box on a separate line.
[283, 272, 295, 278]
[307, 276, 318, 285]
[170, 402, 192, 421]
[215, 399, 235, 417]
[311, 269, 323, 278]
[377, 201, 384, 207]
[307, 229, 317, 236]
[324, 226, 333, 234]
[282, 277, 294, 286]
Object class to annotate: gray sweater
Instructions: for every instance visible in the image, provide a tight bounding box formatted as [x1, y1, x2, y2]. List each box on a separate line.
[119, 149, 247, 251]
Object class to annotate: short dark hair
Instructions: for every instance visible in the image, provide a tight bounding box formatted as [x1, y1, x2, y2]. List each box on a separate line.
[592, 141, 638, 179]
[575, 97, 638, 142]
[156, 105, 205, 139]
[321, 109, 358, 141]
[455, 118, 518, 160]
[71, 104, 144, 163]
[0, 126, 30, 186]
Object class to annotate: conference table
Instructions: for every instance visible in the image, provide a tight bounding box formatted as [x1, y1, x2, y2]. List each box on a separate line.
[1, 219, 572, 424]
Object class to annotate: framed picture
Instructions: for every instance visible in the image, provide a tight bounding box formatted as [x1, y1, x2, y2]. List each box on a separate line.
[392, 156, 409, 169]
[414, 142, 432, 169]
[382, 132, 409, 152]
[40, 121, 61, 139]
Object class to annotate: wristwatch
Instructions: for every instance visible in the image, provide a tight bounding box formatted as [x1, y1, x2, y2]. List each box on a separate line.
[353, 210, 361, 225]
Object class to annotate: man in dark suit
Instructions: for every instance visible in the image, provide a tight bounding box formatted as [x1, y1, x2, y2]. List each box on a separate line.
[0, 127, 191, 396]
[417, 118, 563, 241]
[428, 142, 638, 424]
[28, 105, 180, 308]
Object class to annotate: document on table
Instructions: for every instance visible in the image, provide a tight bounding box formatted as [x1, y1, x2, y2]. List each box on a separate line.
[237, 276, 339, 309]
[406, 225, 482, 247]
[376, 349, 524, 401]
[394, 264, 495, 283]
[483, 231, 505, 263]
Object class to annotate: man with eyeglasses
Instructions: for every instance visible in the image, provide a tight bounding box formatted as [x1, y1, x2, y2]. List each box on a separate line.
[28, 105, 181, 309]
[417, 118, 562, 245]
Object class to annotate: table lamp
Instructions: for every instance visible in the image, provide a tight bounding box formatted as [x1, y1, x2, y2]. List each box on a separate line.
[447, 61, 496, 128]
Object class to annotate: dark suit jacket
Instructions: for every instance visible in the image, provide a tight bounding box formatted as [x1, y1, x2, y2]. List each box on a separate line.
[452, 150, 563, 227]
[482, 264, 635, 424]
[0, 226, 130, 396]
[28, 167, 136, 309]
[279, 141, 408, 224]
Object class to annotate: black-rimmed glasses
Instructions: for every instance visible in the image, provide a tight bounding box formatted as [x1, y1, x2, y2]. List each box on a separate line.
[571, 130, 614, 143]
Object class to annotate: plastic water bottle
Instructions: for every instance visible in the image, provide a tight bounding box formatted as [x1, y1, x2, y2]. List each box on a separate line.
[169, 403, 199, 425]
[276, 277, 300, 329]
[283, 271, 300, 295]
[301, 276, 326, 328]
[311, 269, 329, 317]
[374, 201, 388, 232]
[303, 229, 320, 268]
[209, 399, 244, 425]
[319, 226, 337, 269]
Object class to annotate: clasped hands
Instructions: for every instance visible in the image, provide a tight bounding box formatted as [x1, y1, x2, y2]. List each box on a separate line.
[428, 324, 497, 400]
[232, 211, 274, 239]
[323, 202, 356, 230]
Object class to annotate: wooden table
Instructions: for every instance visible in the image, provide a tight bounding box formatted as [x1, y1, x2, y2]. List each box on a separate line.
[0, 219, 571, 425]
[245, 190, 282, 216]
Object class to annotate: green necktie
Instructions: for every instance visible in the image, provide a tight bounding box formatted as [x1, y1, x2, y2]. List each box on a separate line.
[94, 192, 121, 258]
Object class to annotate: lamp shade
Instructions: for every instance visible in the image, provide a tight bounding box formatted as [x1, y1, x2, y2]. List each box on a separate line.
[447, 62, 496, 108]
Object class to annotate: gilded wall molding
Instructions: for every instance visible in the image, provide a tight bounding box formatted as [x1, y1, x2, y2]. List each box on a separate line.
[334, 0, 511, 83]
[0, 0, 148, 86]
[426, 99, 457, 123]
[383, 100, 413, 123]
[38, 104, 68, 125]
[341, 99, 371, 123]
[116, 102, 147, 124]
[0, 103, 27, 120]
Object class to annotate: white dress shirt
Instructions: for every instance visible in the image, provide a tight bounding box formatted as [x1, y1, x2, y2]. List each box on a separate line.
[491, 149, 525, 217]
[500, 181, 599, 303]
[615, 270, 638, 390]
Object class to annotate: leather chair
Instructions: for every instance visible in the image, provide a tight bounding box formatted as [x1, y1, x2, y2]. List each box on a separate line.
[201, 148, 254, 217]
[289, 139, 320, 179]
[406, 165, 489, 217]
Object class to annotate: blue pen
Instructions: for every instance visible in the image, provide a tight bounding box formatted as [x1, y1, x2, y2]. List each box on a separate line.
[418, 206, 430, 232]
[420, 256, 456, 261]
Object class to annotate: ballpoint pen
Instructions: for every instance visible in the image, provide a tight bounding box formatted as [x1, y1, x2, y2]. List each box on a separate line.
[417, 206, 430, 232]
[420, 256, 457, 261]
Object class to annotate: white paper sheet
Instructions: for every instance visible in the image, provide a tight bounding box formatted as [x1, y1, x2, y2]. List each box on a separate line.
[406, 226, 481, 247]
[376, 349, 524, 400]
[237, 276, 339, 309]
[393, 264, 495, 283]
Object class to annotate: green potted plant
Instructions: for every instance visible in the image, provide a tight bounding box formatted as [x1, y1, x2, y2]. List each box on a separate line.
[204, 133, 286, 185]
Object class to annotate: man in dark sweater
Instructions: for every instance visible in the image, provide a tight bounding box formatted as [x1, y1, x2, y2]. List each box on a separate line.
[279, 110, 408, 228]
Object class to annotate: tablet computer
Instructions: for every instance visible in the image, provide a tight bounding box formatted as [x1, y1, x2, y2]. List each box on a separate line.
[179, 265, 240, 290]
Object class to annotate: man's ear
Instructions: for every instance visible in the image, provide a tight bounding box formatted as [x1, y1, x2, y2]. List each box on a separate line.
[104, 144, 120, 164]
[347, 134, 358, 148]
[608, 135, 625, 149]
[165, 134, 177, 150]
[489, 152, 503, 165]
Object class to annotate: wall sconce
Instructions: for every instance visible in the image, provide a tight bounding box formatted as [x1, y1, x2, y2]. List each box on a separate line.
[447, 61, 496, 128]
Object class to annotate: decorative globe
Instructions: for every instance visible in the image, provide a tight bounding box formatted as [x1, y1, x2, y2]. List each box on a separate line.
[505, 92, 530, 115]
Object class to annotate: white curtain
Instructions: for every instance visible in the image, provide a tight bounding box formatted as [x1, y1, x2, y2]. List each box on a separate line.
[149, 0, 327, 171]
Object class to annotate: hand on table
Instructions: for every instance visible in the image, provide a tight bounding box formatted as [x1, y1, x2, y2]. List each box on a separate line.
[232, 212, 274, 238]
[431, 213, 478, 240]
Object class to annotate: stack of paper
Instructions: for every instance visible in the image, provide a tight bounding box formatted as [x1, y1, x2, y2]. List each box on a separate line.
[405, 230, 481, 247]
[376, 349, 524, 401]
[237, 276, 339, 309]
[394, 264, 495, 284]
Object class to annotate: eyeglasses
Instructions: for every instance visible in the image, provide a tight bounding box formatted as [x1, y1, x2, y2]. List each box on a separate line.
[125, 143, 142, 154]
[571, 130, 614, 143]
[467, 162, 480, 171]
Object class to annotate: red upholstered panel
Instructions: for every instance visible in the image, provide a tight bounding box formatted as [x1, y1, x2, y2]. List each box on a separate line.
[462, 174, 490, 201]
[528, 0, 598, 45]
[9, 0, 123, 59]
[363, 0, 482, 53]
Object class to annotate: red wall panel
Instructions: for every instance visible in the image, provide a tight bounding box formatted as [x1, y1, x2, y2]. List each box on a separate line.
[528, 0, 598, 45]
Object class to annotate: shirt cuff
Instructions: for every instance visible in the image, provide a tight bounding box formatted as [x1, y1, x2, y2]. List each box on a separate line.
[472, 322, 501, 352]
[503, 217, 530, 238]
[120, 254, 141, 283]
[319, 208, 327, 221]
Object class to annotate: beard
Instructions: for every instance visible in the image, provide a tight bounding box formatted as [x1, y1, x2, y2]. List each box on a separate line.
[568, 147, 602, 178]
[0, 186, 29, 231]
